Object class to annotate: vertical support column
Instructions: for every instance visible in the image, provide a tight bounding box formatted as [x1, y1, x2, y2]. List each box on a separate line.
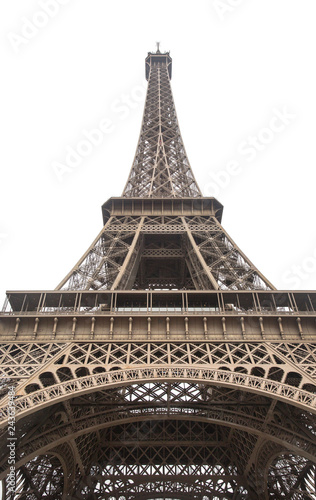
[71, 318, 77, 340]
[110, 317, 114, 339]
[259, 317, 265, 340]
[221, 317, 227, 339]
[111, 218, 145, 290]
[240, 317, 246, 339]
[277, 317, 284, 339]
[52, 318, 58, 340]
[203, 317, 208, 340]
[13, 318, 20, 340]
[90, 317, 95, 339]
[33, 318, 39, 340]
[184, 317, 189, 339]
[166, 317, 170, 340]
[2, 295, 9, 313]
[129, 317, 133, 340]
[182, 217, 219, 290]
[296, 318, 304, 340]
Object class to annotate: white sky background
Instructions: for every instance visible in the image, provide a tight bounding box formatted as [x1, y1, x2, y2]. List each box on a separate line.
[0, 0, 315, 303]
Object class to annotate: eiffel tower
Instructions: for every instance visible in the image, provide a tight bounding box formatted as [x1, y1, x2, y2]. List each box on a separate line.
[0, 47, 315, 500]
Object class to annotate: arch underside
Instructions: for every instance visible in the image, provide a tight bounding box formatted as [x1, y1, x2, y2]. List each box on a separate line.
[1, 377, 315, 500]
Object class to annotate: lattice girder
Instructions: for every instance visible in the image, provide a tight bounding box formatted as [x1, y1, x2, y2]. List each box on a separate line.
[1, 377, 315, 499]
[56, 214, 274, 291]
[0, 339, 316, 499]
[267, 454, 316, 499]
[56, 216, 145, 291]
[123, 52, 201, 199]
[1, 341, 316, 387]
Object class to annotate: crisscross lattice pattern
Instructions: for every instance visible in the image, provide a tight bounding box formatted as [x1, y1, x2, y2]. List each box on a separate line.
[57, 215, 273, 291]
[123, 58, 201, 198]
[0, 50, 315, 500]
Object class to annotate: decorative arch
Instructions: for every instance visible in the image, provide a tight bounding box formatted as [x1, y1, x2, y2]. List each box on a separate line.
[2, 366, 315, 427]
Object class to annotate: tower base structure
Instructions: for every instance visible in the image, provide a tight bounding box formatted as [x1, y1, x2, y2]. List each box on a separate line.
[0, 288, 316, 499]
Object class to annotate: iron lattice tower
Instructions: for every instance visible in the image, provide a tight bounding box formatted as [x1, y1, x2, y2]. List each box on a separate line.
[0, 49, 315, 500]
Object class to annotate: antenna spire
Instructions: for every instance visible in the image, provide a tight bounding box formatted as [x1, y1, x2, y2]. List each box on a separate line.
[156, 41, 161, 53]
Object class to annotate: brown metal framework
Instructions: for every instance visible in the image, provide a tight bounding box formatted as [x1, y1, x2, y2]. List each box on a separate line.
[0, 49, 315, 499]
[123, 51, 201, 199]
